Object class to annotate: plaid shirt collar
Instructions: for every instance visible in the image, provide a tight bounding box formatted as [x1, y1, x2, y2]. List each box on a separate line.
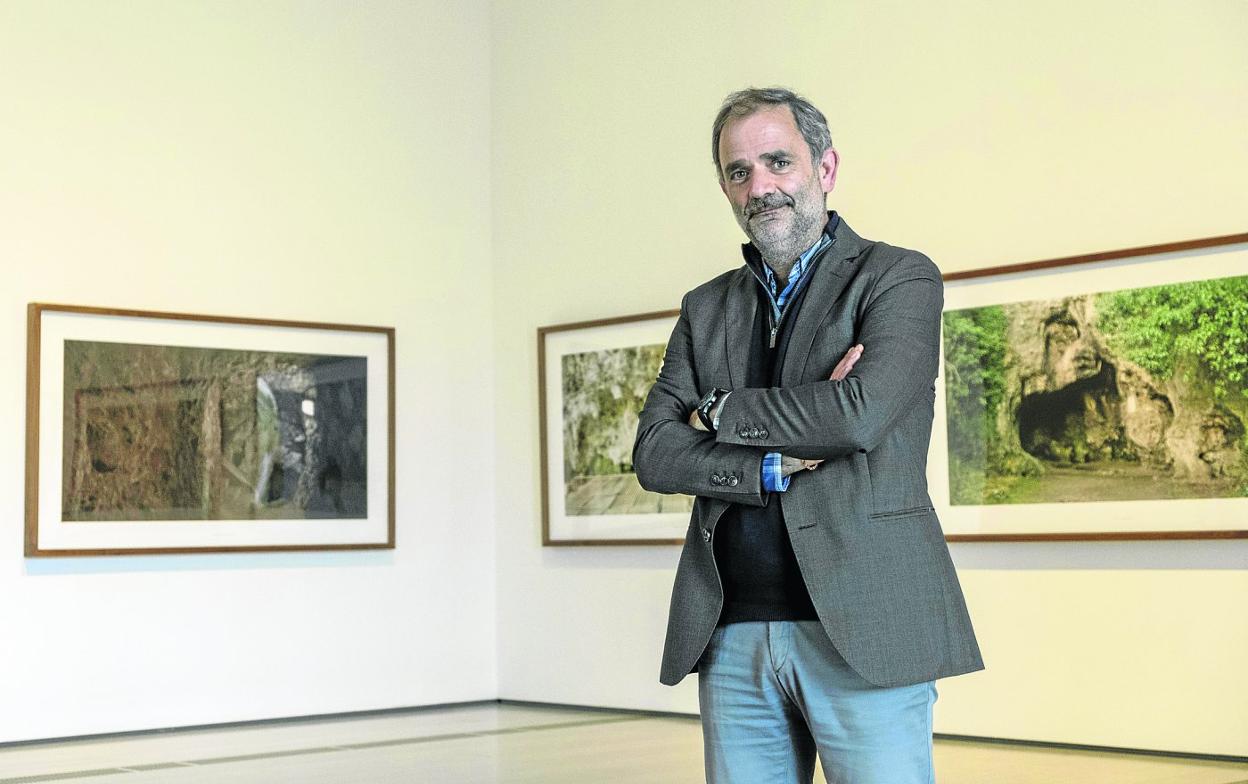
[743, 211, 840, 321]
[763, 231, 832, 308]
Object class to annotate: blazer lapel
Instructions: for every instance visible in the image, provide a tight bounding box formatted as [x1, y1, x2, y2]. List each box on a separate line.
[723, 269, 756, 389]
[781, 220, 869, 387]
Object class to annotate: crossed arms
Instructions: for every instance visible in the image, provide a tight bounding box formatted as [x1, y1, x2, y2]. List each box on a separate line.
[633, 253, 943, 504]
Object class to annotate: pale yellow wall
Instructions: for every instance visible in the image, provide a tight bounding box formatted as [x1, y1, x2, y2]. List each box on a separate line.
[490, 0, 1248, 756]
[3, 0, 1245, 756]
[942, 569, 1248, 752]
[0, 0, 497, 742]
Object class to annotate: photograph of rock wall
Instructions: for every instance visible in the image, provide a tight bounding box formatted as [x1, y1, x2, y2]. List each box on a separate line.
[63, 340, 368, 521]
[942, 274, 1248, 505]
[561, 344, 693, 516]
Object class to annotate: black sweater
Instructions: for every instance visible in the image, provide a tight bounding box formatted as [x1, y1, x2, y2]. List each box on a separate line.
[712, 243, 832, 626]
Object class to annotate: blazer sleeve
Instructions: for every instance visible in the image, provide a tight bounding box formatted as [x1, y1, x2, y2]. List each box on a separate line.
[714, 252, 943, 459]
[633, 293, 768, 506]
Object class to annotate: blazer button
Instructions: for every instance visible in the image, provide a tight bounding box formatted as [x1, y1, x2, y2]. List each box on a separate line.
[759, 428, 769, 439]
[709, 474, 718, 485]
[701, 528, 711, 543]
[728, 475, 739, 487]
[749, 427, 760, 438]
[738, 427, 750, 439]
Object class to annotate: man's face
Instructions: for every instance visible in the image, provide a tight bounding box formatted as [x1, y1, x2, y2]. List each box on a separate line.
[717, 106, 838, 254]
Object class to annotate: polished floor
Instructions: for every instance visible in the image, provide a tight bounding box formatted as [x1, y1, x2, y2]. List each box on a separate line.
[1, 703, 1245, 784]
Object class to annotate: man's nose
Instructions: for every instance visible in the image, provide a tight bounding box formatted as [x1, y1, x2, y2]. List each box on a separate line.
[749, 169, 778, 199]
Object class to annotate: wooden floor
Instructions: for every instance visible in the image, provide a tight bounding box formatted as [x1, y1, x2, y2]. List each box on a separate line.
[1, 703, 1245, 783]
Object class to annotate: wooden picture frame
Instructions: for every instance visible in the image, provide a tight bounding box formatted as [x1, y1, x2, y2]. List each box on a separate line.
[26, 303, 395, 556]
[935, 232, 1248, 541]
[539, 310, 683, 546]
[537, 231, 1248, 546]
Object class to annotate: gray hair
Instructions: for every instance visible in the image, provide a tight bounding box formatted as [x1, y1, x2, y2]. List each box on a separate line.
[711, 87, 833, 178]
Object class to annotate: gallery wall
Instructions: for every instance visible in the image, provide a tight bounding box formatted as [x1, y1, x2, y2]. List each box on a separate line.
[489, 0, 1248, 757]
[0, 1, 497, 743]
[2, 0, 1245, 758]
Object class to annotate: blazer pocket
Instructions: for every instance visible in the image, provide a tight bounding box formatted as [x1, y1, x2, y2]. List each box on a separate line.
[868, 505, 935, 521]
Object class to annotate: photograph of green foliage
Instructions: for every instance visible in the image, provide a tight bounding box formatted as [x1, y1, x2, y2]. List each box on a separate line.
[539, 310, 687, 545]
[561, 345, 693, 517]
[63, 340, 368, 522]
[942, 274, 1248, 507]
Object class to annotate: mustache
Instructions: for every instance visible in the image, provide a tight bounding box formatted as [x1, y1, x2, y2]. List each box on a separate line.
[744, 193, 793, 218]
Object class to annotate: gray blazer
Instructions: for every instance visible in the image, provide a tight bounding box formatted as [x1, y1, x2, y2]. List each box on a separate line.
[634, 217, 983, 688]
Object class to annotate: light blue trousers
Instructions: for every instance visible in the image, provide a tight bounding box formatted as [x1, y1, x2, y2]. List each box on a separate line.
[698, 621, 937, 784]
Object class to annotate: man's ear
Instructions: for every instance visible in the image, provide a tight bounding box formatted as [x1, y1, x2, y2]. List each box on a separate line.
[818, 148, 839, 193]
[719, 176, 728, 197]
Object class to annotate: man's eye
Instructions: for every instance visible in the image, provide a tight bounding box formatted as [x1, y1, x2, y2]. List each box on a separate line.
[729, 170, 747, 182]
[773, 160, 790, 170]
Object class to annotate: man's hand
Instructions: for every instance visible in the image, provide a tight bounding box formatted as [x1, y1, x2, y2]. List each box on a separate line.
[780, 454, 822, 477]
[780, 344, 865, 471]
[830, 343, 864, 381]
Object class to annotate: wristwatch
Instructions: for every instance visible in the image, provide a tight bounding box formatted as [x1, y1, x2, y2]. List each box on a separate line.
[696, 387, 730, 431]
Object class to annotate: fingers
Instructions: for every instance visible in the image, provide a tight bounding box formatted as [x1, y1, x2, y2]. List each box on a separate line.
[829, 343, 864, 381]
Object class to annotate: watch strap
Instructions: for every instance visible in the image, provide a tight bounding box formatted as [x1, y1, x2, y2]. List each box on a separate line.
[697, 388, 728, 431]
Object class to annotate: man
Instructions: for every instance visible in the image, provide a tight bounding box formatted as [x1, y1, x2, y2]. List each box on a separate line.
[633, 87, 983, 784]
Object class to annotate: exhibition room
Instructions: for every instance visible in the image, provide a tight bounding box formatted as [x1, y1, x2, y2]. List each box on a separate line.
[1, 1, 1245, 782]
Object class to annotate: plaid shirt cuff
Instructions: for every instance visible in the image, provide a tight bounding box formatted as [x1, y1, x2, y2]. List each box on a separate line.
[762, 452, 790, 493]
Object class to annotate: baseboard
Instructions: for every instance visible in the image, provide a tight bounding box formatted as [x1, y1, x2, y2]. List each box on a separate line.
[5, 697, 1245, 765]
[0, 699, 500, 749]
[497, 698, 1248, 764]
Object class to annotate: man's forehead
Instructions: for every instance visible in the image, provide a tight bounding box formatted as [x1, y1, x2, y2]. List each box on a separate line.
[719, 106, 803, 161]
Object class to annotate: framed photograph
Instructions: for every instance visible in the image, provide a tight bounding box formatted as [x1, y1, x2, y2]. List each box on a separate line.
[933, 233, 1248, 541]
[538, 233, 1247, 546]
[26, 303, 395, 556]
[539, 310, 684, 545]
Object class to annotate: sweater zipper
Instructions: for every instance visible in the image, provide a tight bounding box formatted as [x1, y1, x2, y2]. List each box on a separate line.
[748, 266, 785, 349]
[748, 230, 838, 350]
[768, 298, 789, 349]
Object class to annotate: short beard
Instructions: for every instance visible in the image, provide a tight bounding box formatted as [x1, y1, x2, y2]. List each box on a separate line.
[736, 188, 826, 277]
